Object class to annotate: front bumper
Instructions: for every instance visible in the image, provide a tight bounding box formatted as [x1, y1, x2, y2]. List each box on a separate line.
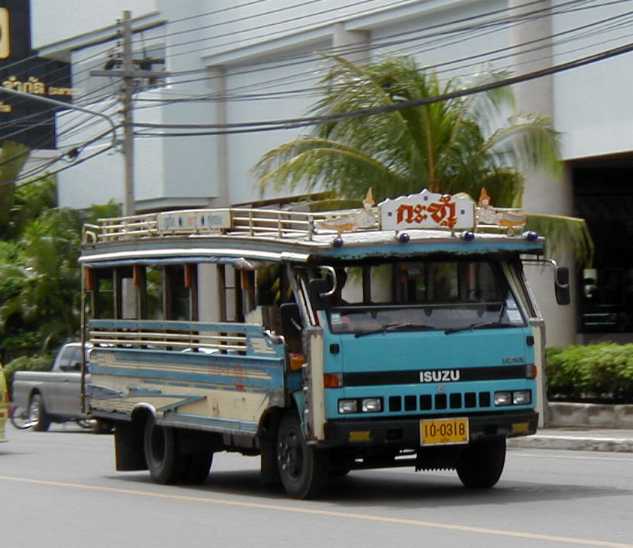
[322, 410, 538, 448]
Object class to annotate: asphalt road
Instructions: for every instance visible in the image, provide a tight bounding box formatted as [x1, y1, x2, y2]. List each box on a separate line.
[2, 424, 633, 548]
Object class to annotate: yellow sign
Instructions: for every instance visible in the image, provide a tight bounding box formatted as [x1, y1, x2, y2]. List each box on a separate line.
[0, 8, 10, 59]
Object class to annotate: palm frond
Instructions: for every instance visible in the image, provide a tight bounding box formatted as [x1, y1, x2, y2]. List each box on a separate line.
[253, 137, 408, 200]
[483, 113, 562, 177]
[526, 213, 594, 268]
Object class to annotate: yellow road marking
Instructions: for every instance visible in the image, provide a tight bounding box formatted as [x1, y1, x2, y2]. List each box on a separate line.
[0, 474, 631, 547]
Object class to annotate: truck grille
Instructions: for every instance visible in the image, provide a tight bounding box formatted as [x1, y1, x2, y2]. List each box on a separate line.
[388, 391, 491, 413]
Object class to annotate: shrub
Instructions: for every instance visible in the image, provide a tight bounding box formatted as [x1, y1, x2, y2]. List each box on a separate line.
[2, 354, 52, 398]
[546, 344, 633, 402]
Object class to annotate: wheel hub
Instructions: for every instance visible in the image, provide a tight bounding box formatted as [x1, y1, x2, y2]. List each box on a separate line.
[278, 429, 303, 479]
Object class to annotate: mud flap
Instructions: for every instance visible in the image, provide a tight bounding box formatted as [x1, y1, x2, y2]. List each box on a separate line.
[114, 421, 147, 471]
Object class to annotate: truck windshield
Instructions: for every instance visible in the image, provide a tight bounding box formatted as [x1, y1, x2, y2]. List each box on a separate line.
[319, 260, 525, 335]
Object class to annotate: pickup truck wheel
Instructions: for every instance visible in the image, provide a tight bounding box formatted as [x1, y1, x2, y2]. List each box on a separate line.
[143, 417, 181, 484]
[456, 438, 506, 489]
[29, 394, 51, 432]
[277, 412, 328, 499]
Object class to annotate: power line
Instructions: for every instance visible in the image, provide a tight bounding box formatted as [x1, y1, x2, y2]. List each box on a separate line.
[162, 0, 599, 66]
[14, 142, 116, 187]
[129, 3, 633, 110]
[132, 38, 633, 136]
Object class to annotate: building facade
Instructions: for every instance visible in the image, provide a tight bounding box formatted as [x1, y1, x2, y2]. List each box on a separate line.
[26, 0, 633, 347]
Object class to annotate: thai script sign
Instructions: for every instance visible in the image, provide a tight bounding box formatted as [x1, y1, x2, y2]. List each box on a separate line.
[1, 75, 76, 105]
[379, 189, 475, 231]
[157, 210, 231, 232]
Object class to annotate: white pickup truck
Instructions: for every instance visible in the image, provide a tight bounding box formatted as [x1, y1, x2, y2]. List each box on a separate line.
[12, 343, 92, 431]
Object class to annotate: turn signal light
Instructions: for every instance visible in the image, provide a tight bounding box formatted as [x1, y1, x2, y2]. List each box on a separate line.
[324, 373, 343, 388]
[289, 353, 305, 371]
[526, 364, 537, 379]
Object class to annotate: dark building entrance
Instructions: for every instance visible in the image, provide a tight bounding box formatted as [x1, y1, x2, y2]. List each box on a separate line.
[574, 155, 633, 342]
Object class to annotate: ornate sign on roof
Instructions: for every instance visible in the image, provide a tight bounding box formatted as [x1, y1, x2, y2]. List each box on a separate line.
[157, 210, 231, 233]
[379, 189, 476, 231]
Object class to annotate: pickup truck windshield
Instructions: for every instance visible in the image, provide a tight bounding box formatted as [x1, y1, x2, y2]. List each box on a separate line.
[322, 260, 525, 335]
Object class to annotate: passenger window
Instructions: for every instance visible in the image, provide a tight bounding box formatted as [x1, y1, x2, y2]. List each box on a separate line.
[120, 267, 138, 320]
[92, 268, 114, 319]
[165, 265, 195, 321]
[145, 266, 164, 320]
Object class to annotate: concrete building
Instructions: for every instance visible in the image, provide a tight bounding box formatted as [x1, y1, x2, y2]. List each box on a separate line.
[28, 0, 633, 347]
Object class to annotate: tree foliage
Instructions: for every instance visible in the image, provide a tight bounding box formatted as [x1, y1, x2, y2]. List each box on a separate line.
[255, 56, 592, 266]
[0, 171, 120, 363]
[0, 141, 30, 231]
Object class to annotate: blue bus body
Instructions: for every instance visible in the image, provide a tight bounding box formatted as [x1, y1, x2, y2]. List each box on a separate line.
[80, 192, 560, 498]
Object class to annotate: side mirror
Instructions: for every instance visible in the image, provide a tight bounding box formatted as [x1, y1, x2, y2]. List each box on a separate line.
[555, 266, 571, 305]
[280, 303, 302, 336]
[308, 278, 333, 309]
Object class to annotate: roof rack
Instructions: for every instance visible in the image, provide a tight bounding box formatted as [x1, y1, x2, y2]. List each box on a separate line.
[82, 189, 527, 246]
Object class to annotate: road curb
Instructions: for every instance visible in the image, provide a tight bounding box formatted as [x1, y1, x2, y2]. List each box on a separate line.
[509, 435, 633, 453]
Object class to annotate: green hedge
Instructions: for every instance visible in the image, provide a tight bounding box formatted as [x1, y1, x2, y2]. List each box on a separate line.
[546, 344, 633, 403]
[2, 354, 52, 398]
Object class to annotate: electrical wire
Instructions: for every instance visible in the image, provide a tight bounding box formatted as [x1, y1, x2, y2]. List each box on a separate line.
[14, 142, 116, 186]
[132, 37, 633, 136]
[129, 3, 633, 110]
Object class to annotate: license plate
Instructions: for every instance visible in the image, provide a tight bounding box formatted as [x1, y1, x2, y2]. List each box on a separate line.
[420, 417, 469, 446]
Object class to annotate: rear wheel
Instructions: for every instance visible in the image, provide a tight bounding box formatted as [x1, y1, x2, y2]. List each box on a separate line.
[180, 451, 213, 484]
[277, 412, 328, 499]
[456, 438, 506, 489]
[143, 417, 181, 484]
[29, 394, 51, 432]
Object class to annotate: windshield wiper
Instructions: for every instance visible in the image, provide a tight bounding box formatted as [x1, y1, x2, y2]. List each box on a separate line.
[444, 321, 506, 335]
[355, 322, 436, 338]
[445, 300, 509, 335]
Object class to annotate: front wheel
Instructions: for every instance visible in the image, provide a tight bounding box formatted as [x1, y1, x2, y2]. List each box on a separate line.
[277, 412, 328, 499]
[456, 438, 506, 489]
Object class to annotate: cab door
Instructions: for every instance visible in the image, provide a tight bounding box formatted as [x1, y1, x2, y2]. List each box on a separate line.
[52, 345, 83, 418]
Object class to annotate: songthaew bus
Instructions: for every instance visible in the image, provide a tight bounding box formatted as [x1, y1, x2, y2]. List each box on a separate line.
[79, 189, 569, 499]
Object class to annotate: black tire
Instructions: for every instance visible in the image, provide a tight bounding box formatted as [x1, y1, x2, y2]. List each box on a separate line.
[260, 438, 281, 486]
[180, 451, 213, 484]
[276, 412, 328, 499]
[29, 394, 51, 432]
[456, 437, 506, 489]
[143, 416, 181, 484]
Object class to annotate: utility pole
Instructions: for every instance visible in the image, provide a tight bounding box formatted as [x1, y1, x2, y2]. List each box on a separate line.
[91, 11, 169, 216]
[121, 10, 135, 217]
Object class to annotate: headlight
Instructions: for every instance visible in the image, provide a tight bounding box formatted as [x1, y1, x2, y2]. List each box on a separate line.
[494, 391, 513, 406]
[513, 390, 531, 405]
[338, 399, 358, 414]
[361, 398, 382, 413]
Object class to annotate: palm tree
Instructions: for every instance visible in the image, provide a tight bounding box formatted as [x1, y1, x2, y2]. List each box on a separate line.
[254, 56, 592, 265]
[0, 141, 30, 233]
